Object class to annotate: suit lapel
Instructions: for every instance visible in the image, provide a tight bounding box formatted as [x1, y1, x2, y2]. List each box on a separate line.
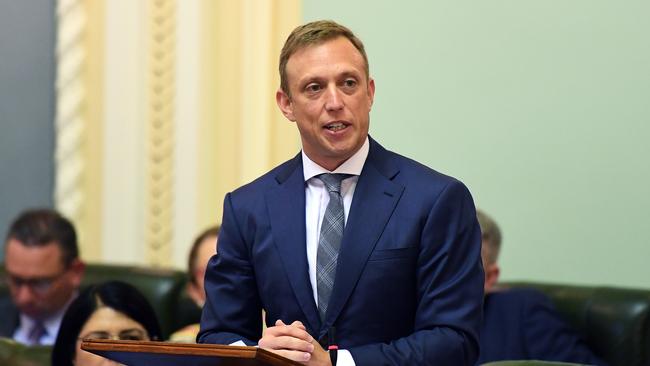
[0, 299, 20, 337]
[266, 154, 321, 332]
[323, 140, 404, 331]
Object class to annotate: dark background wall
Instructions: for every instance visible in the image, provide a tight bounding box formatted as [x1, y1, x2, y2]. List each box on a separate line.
[0, 0, 56, 260]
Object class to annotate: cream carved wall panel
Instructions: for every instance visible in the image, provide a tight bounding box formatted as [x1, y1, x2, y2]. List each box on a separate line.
[145, 0, 176, 267]
[56, 0, 300, 267]
[55, 0, 87, 243]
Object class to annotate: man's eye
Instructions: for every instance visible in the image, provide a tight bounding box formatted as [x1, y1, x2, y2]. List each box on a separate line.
[305, 84, 321, 93]
[343, 79, 357, 88]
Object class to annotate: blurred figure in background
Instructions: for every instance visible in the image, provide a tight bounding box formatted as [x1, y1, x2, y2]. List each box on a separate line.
[52, 280, 162, 366]
[169, 226, 219, 342]
[0, 209, 85, 345]
[477, 209, 502, 295]
[477, 209, 607, 365]
[185, 226, 220, 308]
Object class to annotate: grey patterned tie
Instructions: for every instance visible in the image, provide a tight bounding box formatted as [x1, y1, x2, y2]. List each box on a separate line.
[316, 173, 350, 321]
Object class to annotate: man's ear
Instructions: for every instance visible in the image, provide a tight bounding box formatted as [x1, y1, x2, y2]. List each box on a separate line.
[484, 263, 500, 293]
[68, 259, 85, 288]
[367, 77, 375, 110]
[276, 89, 296, 121]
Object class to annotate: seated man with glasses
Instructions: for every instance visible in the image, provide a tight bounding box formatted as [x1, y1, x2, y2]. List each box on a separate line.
[52, 281, 162, 366]
[0, 209, 85, 346]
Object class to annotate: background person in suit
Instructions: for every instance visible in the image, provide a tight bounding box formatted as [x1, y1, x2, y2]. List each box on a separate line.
[51, 280, 162, 366]
[477, 209, 607, 365]
[198, 20, 484, 365]
[0, 209, 85, 345]
[185, 225, 220, 308]
[169, 225, 219, 342]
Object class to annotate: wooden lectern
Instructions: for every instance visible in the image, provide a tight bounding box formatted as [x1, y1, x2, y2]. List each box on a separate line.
[81, 339, 303, 366]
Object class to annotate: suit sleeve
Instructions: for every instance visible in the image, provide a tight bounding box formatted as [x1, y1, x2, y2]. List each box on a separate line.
[348, 180, 484, 365]
[197, 193, 263, 345]
[523, 290, 609, 365]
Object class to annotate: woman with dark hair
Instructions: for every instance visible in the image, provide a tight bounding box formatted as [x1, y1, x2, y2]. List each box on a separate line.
[51, 281, 162, 366]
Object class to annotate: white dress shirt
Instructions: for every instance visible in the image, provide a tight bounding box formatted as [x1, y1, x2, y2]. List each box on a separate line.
[233, 139, 369, 364]
[13, 307, 67, 346]
[301, 137, 369, 366]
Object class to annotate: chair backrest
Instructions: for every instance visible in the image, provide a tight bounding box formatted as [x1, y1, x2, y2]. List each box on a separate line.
[503, 282, 650, 366]
[81, 263, 188, 338]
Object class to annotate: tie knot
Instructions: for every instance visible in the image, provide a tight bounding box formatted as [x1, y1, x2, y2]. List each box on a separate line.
[317, 173, 351, 194]
[28, 321, 46, 345]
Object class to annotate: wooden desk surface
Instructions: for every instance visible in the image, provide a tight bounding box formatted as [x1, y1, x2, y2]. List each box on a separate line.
[82, 339, 302, 366]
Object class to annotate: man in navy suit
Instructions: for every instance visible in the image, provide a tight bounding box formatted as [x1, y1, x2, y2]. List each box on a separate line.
[198, 20, 484, 365]
[1, 209, 85, 345]
[477, 209, 607, 365]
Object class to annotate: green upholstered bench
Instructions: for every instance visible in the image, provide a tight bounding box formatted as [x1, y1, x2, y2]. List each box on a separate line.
[502, 282, 650, 366]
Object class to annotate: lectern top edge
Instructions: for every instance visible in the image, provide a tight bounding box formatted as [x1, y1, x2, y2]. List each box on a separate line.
[81, 339, 303, 366]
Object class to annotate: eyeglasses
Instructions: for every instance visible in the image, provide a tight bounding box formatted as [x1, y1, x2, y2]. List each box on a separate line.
[78, 329, 148, 342]
[4, 270, 68, 295]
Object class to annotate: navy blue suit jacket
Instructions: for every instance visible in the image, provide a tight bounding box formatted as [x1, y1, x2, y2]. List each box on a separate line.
[479, 288, 608, 365]
[198, 138, 484, 365]
[0, 297, 20, 338]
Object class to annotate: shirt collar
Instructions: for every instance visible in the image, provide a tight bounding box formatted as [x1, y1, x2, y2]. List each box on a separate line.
[19, 291, 77, 337]
[302, 137, 369, 181]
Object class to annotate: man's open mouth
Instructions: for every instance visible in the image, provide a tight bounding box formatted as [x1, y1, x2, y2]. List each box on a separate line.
[324, 121, 348, 131]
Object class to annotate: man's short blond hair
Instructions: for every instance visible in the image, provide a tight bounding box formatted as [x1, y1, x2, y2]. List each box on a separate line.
[279, 20, 369, 96]
[477, 209, 502, 265]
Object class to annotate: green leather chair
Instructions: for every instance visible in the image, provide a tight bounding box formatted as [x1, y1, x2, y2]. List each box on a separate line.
[81, 263, 191, 338]
[502, 282, 650, 366]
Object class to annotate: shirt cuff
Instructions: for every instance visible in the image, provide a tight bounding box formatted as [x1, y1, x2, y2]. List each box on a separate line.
[336, 349, 355, 366]
[232, 340, 355, 365]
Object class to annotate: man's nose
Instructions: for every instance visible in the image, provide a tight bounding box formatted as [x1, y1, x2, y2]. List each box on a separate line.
[324, 85, 344, 111]
[14, 284, 36, 304]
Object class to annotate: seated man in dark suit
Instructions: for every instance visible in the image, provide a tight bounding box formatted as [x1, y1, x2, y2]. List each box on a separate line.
[477, 209, 607, 365]
[0, 209, 85, 345]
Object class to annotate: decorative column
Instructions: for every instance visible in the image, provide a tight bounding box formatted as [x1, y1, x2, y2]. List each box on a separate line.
[146, 0, 176, 267]
[54, 0, 87, 238]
